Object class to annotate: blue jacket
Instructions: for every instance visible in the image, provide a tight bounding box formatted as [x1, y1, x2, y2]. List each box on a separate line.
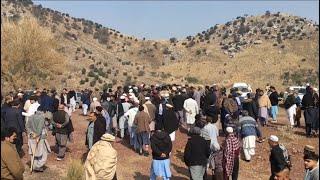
[238, 116, 261, 138]
[39, 94, 54, 112]
[81, 93, 91, 106]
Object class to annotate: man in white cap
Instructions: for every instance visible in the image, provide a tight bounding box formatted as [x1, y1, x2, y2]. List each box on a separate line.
[268, 135, 291, 180]
[223, 127, 240, 180]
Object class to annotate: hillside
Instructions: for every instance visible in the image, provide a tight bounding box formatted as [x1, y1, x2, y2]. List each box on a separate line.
[1, 0, 319, 92]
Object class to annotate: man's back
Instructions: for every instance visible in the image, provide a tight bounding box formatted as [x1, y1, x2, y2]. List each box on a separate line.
[1, 141, 25, 180]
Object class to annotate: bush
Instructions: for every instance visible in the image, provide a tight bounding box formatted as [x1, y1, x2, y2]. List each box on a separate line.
[87, 71, 95, 77]
[185, 76, 199, 83]
[170, 37, 177, 43]
[79, 79, 85, 85]
[85, 77, 89, 82]
[81, 68, 86, 75]
[138, 70, 145, 76]
[90, 80, 96, 87]
[196, 50, 201, 55]
[93, 28, 109, 45]
[63, 159, 84, 180]
[1, 17, 65, 90]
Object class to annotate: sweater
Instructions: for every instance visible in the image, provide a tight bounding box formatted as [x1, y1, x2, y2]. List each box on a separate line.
[150, 131, 172, 160]
[1, 141, 25, 180]
[238, 116, 260, 138]
[184, 135, 210, 167]
[270, 144, 288, 176]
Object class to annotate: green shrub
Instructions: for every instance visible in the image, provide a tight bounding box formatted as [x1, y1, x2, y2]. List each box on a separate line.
[81, 68, 86, 75]
[138, 70, 145, 76]
[185, 76, 199, 83]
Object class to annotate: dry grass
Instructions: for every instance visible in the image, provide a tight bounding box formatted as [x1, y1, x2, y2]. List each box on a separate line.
[1, 17, 65, 91]
[63, 159, 85, 180]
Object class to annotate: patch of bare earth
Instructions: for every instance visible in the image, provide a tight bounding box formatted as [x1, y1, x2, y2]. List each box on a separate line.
[21, 108, 318, 179]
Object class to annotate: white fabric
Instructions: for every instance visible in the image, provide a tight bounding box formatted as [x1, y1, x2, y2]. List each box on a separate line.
[83, 104, 88, 115]
[242, 135, 256, 160]
[69, 96, 76, 112]
[286, 104, 297, 126]
[22, 102, 40, 125]
[183, 98, 199, 124]
[269, 135, 279, 142]
[124, 107, 138, 127]
[169, 131, 175, 142]
[226, 127, 233, 133]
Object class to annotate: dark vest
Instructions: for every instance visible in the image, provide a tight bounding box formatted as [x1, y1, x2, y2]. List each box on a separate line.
[53, 110, 68, 134]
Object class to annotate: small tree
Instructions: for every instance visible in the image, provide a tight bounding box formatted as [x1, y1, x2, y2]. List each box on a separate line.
[1, 17, 65, 90]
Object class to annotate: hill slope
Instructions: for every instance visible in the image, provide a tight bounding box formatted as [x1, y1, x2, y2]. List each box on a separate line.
[1, 0, 319, 91]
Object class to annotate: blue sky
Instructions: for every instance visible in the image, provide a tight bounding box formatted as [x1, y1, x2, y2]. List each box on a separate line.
[33, 1, 319, 40]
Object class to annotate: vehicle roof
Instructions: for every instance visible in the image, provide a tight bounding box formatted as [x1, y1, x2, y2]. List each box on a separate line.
[232, 83, 248, 87]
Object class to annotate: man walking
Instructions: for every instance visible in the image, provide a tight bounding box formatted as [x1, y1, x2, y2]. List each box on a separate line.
[238, 110, 262, 162]
[269, 86, 279, 122]
[183, 93, 199, 131]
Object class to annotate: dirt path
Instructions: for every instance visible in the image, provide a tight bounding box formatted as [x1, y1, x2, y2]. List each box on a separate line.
[22, 108, 318, 180]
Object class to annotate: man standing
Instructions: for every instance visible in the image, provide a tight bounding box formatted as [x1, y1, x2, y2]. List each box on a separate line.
[269, 86, 279, 122]
[284, 91, 297, 129]
[134, 105, 152, 156]
[1, 128, 25, 180]
[223, 127, 241, 180]
[91, 112, 107, 145]
[27, 110, 51, 172]
[85, 133, 117, 180]
[303, 146, 319, 180]
[52, 104, 69, 161]
[143, 96, 156, 132]
[268, 135, 291, 180]
[3, 100, 25, 155]
[150, 129, 172, 180]
[238, 110, 262, 162]
[184, 127, 210, 180]
[302, 86, 319, 137]
[258, 90, 271, 126]
[81, 89, 91, 116]
[172, 90, 186, 126]
[183, 93, 199, 131]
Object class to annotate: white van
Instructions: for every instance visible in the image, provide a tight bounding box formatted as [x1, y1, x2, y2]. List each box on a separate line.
[232, 82, 252, 99]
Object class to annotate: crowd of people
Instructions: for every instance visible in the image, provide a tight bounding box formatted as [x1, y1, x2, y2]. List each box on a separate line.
[1, 83, 319, 180]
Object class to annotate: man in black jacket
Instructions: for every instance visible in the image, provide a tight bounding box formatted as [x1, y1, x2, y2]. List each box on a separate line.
[268, 135, 290, 180]
[184, 127, 210, 180]
[302, 86, 319, 137]
[150, 129, 172, 180]
[53, 104, 69, 161]
[269, 86, 279, 122]
[172, 91, 186, 126]
[3, 99, 25, 155]
[91, 112, 107, 145]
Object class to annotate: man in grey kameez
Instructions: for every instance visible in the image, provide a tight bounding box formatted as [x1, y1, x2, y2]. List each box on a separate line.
[27, 111, 52, 172]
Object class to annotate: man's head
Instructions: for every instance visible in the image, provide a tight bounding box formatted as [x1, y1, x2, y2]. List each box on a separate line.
[274, 167, 290, 180]
[270, 86, 276, 92]
[242, 110, 249, 116]
[1, 127, 17, 144]
[303, 151, 319, 170]
[268, 135, 279, 148]
[88, 112, 97, 122]
[58, 103, 65, 110]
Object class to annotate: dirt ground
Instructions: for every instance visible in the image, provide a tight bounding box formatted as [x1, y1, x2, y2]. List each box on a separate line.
[21, 107, 318, 180]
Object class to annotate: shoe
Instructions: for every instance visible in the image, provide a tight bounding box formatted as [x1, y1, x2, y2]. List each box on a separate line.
[56, 157, 63, 161]
[244, 159, 251, 162]
[33, 167, 44, 172]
